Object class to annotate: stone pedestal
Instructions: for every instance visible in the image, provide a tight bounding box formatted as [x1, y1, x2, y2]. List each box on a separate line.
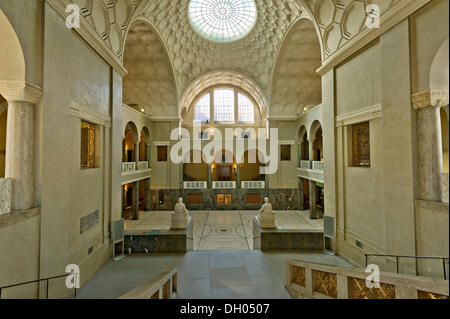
[171, 212, 190, 230]
[258, 214, 276, 229]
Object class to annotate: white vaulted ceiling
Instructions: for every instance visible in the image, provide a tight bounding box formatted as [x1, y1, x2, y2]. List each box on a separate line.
[66, 0, 406, 115]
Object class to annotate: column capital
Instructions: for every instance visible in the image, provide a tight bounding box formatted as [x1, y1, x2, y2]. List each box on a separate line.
[412, 90, 449, 110]
[0, 81, 42, 104]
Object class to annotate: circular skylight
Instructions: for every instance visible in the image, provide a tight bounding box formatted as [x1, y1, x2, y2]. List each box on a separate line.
[188, 0, 257, 43]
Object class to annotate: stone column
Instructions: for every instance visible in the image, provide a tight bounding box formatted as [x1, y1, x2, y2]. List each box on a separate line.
[145, 178, 151, 211]
[208, 164, 212, 189]
[134, 141, 140, 170]
[413, 91, 443, 202]
[146, 143, 151, 167]
[298, 178, 304, 210]
[298, 142, 303, 166]
[309, 181, 317, 219]
[1, 82, 41, 211]
[236, 164, 241, 189]
[121, 185, 124, 215]
[132, 181, 139, 220]
[308, 138, 316, 218]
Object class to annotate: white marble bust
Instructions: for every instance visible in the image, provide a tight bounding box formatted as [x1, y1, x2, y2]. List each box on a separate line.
[258, 197, 276, 229]
[171, 197, 190, 229]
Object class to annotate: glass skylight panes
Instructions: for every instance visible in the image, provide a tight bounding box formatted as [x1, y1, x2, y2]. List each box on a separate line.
[238, 93, 254, 123]
[214, 89, 234, 122]
[188, 0, 257, 43]
[194, 93, 211, 122]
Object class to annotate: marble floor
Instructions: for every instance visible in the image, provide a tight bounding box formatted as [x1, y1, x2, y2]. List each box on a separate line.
[124, 210, 324, 251]
[77, 250, 353, 299]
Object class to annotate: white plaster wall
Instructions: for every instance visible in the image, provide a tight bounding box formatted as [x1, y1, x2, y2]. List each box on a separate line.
[36, 3, 114, 297]
[332, 20, 419, 273]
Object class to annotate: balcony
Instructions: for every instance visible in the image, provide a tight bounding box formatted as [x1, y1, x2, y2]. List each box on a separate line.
[122, 161, 150, 173]
[300, 160, 312, 170]
[121, 161, 152, 185]
[297, 160, 324, 183]
[312, 161, 324, 172]
[122, 162, 136, 173]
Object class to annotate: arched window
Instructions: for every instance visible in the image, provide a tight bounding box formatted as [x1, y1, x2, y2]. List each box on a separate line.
[238, 93, 254, 123]
[194, 93, 211, 123]
[193, 88, 256, 124]
[214, 89, 234, 122]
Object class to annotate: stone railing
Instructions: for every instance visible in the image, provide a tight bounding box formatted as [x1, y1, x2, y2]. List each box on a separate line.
[0, 178, 11, 214]
[312, 161, 324, 172]
[183, 181, 207, 189]
[441, 173, 449, 204]
[300, 160, 312, 170]
[121, 162, 136, 173]
[119, 268, 177, 299]
[241, 181, 265, 189]
[285, 260, 449, 299]
[137, 161, 149, 171]
[299, 160, 324, 172]
[212, 181, 236, 189]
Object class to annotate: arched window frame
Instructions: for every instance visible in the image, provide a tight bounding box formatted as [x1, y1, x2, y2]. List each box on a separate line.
[192, 86, 257, 124]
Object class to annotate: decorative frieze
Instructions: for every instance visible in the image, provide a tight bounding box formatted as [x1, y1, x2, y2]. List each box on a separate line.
[0, 81, 42, 104]
[412, 89, 449, 110]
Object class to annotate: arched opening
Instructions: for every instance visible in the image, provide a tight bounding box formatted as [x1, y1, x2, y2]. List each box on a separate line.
[271, 18, 322, 116]
[123, 122, 138, 164]
[310, 120, 323, 161]
[139, 127, 151, 162]
[0, 9, 25, 180]
[122, 20, 178, 117]
[0, 9, 26, 82]
[298, 126, 309, 163]
[313, 128, 323, 162]
[301, 134, 309, 161]
[0, 94, 7, 178]
[430, 38, 449, 174]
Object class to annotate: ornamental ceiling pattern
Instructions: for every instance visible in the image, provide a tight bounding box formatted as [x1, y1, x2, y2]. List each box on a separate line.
[68, 0, 404, 112]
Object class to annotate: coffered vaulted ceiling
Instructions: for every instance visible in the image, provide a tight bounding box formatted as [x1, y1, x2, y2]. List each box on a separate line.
[68, 0, 404, 114]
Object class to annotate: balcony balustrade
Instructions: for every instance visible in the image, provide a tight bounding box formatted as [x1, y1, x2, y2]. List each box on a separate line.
[183, 181, 208, 189]
[212, 181, 236, 189]
[299, 160, 324, 172]
[122, 161, 151, 173]
[241, 181, 265, 189]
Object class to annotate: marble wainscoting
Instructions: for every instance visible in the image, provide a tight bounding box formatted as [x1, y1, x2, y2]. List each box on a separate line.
[253, 216, 324, 251]
[150, 189, 301, 211]
[124, 210, 323, 251]
[124, 217, 193, 254]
